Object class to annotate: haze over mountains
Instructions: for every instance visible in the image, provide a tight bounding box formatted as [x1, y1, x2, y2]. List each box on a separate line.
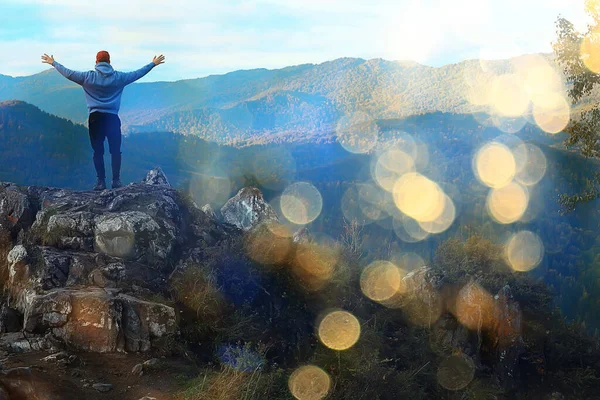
[0, 54, 561, 144]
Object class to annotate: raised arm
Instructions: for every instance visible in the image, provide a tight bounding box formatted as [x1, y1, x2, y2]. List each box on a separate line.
[119, 55, 165, 86]
[41, 54, 87, 85]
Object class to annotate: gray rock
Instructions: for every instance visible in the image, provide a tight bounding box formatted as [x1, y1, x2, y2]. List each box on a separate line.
[131, 363, 143, 376]
[94, 211, 175, 267]
[21, 288, 176, 353]
[7, 245, 27, 265]
[201, 204, 217, 220]
[0, 332, 52, 353]
[92, 383, 113, 392]
[142, 167, 170, 186]
[293, 227, 311, 244]
[0, 185, 35, 234]
[143, 358, 159, 367]
[220, 187, 278, 231]
[0, 171, 258, 354]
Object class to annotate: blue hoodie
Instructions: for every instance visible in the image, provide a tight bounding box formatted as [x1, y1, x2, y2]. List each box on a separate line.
[51, 60, 156, 115]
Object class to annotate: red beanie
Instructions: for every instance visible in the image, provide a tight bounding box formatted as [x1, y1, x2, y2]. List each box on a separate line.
[96, 50, 110, 64]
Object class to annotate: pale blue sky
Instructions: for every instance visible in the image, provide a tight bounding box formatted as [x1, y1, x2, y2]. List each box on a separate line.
[1, 0, 589, 82]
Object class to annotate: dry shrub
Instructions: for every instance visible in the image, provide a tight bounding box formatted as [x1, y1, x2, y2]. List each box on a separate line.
[171, 264, 225, 320]
[175, 366, 286, 400]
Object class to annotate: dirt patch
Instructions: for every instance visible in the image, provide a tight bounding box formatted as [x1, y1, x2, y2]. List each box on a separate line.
[2, 351, 198, 400]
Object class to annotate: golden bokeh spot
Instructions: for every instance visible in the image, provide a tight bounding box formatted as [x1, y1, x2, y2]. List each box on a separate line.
[393, 216, 430, 243]
[486, 182, 528, 224]
[294, 242, 338, 291]
[533, 95, 570, 134]
[360, 261, 407, 303]
[581, 31, 600, 74]
[506, 231, 544, 272]
[514, 143, 547, 186]
[336, 112, 379, 154]
[455, 282, 496, 331]
[392, 172, 445, 222]
[489, 74, 530, 117]
[288, 365, 331, 400]
[318, 310, 361, 351]
[473, 142, 516, 189]
[245, 223, 292, 265]
[437, 354, 476, 391]
[281, 182, 323, 225]
[418, 194, 456, 234]
[374, 148, 415, 192]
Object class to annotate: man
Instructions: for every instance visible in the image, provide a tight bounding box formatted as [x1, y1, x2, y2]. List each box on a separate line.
[41, 51, 165, 190]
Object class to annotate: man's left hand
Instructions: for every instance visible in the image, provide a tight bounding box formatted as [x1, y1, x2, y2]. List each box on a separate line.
[41, 54, 55, 65]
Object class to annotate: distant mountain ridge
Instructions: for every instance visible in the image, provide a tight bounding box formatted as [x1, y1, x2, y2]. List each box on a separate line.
[0, 54, 558, 143]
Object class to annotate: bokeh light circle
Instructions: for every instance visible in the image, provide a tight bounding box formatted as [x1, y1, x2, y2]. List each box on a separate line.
[533, 95, 570, 134]
[360, 261, 406, 303]
[318, 310, 361, 351]
[437, 354, 476, 391]
[289, 365, 331, 400]
[486, 182, 529, 224]
[336, 112, 379, 154]
[490, 74, 530, 117]
[392, 173, 445, 222]
[281, 182, 323, 225]
[374, 148, 415, 191]
[514, 144, 547, 186]
[581, 32, 600, 74]
[245, 223, 292, 265]
[506, 231, 544, 272]
[473, 142, 516, 189]
[418, 194, 456, 234]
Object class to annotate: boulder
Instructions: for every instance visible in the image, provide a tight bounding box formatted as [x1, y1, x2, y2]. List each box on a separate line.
[118, 294, 177, 352]
[20, 288, 176, 353]
[94, 211, 175, 268]
[0, 185, 36, 234]
[0, 169, 255, 355]
[220, 187, 278, 231]
[142, 167, 170, 186]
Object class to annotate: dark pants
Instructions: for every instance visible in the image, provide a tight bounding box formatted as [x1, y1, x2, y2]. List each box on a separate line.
[88, 111, 122, 181]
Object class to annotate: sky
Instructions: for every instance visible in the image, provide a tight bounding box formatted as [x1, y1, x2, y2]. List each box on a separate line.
[0, 0, 591, 82]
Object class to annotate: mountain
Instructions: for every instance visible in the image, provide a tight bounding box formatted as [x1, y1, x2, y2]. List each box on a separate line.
[0, 55, 558, 143]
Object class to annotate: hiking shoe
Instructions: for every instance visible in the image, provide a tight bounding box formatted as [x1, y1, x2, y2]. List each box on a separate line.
[93, 178, 106, 191]
[112, 179, 122, 189]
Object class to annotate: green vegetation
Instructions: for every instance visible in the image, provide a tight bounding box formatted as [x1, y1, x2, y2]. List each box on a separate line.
[554, 1, 600, 211]
[167, 230, 600, 399]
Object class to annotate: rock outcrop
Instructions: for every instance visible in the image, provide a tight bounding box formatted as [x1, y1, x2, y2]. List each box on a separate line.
[220, 187, 278, 231]
[0, 168, 241, 354]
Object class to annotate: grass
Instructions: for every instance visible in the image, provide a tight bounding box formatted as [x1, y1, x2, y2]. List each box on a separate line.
[174, 366, 287, 400]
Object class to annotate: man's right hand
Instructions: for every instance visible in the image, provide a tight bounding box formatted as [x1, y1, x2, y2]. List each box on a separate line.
[41, 54, 55, 65]
[152, 55, 165, 66]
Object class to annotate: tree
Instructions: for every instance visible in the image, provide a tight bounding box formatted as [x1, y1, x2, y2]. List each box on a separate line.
[554, 1, 600, 212]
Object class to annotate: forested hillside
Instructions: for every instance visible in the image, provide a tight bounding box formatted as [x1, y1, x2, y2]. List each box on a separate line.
[0, 54, 571, 143]
[2, 100, 600, 335]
